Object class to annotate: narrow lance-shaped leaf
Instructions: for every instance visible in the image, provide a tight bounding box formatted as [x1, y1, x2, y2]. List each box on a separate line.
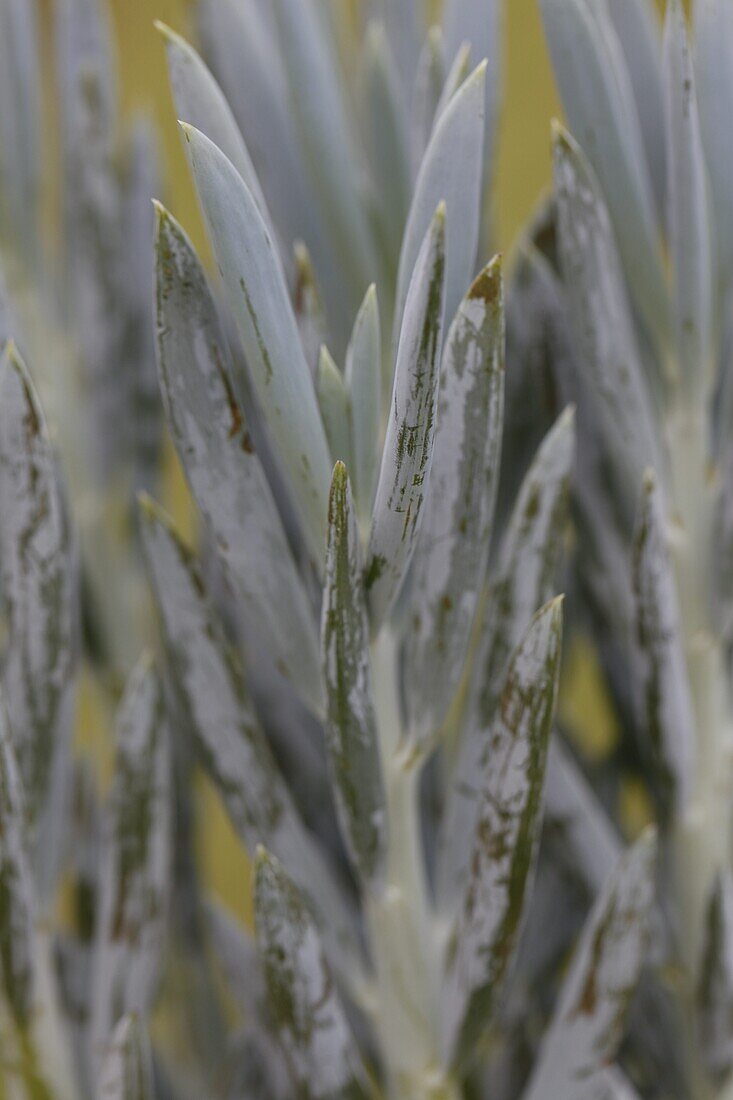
[404, 257, 505, 754]
[156, 22, 272, 233]
[317, 347, 352, 471]
[539, 0, 669, 351]
[434, 43, 472, 126]
[91, 657, 170, 1056]
[553, 126, 662, 504]
[522, 830, 657, 1100]
[366, 205, 446, 629]
[698, 870, 733, 1082]
[441, 598, 564, 1067]
[439, 408, 574, 902]
[631, 471, 695, 824]
[154, 206, 323, 715]
[293, 240, 327, 378]
[663, 0, 714, 395]
[181, 124, 332, 561]
[345, 284, 381, 524]
[0, 344, 75, 831]
[411, 26, 446, 172]
[696, 0, 733, 289]
[395, 61, 485, 343]
[139, 499, 361, 980]
[322, 464, 386, 887]
[254, 849, 371, 1100]
[97, 1014, 154, 1100]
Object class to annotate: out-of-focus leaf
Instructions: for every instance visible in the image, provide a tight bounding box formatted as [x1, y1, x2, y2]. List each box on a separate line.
[604, 0, 665, 218]
[272, 0, 378, 298]
[522, 830, 657, 1100]
[97, 1014, 154, 1100]
[345, 284, 381, 525]
[663, 0, 714, 395]
[205, 900, 266, 1020]
[371, 0, 420, 110]
[181, 124, 332, 562]
[294, 240, 327, 378]
[154, 207, 323, 715]
[539, 0, 669, 350]
[140, 499, 361, 979]
[366, 206, 446, 628]
[221, 1025, 292, 1100]
[157, 22, 271, 231]
[91, 658, 169, 1053]
[696, 0, 733, 290]
[434, 43, 472, 124]
[254, 849, 371, 1100]
[404, 258, 505, 754]
[698, 871, 733, 1082]
[588, 1067, 644, 1100]
[411, 26, 446, 173]
[441, 599, 564, 1067]
[439, 408, 573, 903]
[553, 126, 661, 503]
[395, 61, 485, 343]
[322, 464, 386, 887]
[363, 24, 411, 253]
[0, 345, 75, 831]
[317, 347, 352, 470]
[631, 472, 695, 824]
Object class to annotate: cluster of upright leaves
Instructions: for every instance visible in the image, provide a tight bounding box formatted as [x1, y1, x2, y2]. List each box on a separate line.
[498, 0, 733, 1095]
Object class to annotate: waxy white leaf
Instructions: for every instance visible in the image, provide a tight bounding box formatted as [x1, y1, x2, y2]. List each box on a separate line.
[396, 61, 485, 343]
[322, 464, 386, 887]
[0, 345, 75, 831]
[439, 409, 573, 903]
[540, 0, 669, 350]
[696, 0, 733, 288]
[345, 284, 381, 525]
[631, 472, 695, 823]
[254, 850, 371, 1100]
[404, 258, 505, 753]
[181, 125, 332, 561]
[553, 127, 661, 505]
[140, 499, 361, 979]
[154, 207, 322, 714]
[317, 347, 352, 471]
[698, 871, 733, 1082]
[97, 1014, 154, 1100]
[442, 599, 564, 1067]
[366, 206, 446, 628]
[663, 0, 714, 394]
[91, 658, 169, 1059]
[523, 830, 657, 1100]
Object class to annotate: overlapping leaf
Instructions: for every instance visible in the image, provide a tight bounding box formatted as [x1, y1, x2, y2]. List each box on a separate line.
[97, 1014, 154, 1100]
[345, 284, 382, 525]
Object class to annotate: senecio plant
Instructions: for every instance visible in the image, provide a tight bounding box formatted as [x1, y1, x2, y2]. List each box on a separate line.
[0, 1, 699, 1100]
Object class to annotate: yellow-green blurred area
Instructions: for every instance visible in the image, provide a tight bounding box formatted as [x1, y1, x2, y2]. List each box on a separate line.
[42, 0, 672, 923]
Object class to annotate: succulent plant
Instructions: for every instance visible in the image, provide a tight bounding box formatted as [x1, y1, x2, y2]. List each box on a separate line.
[0, 0, 665, 1098]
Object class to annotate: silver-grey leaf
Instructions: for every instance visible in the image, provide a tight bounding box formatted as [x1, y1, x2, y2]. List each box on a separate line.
[404, 257, 505, 755]
[205, 900, 266, 1020]
[317, 346, 352, 471]
[345, 284, 382, 526]
[322, 463, 386, 887]
[154, 206, 323, 714]
[411, 25, 446, 173]
[522, 829, 657, 1100]
[631, 471, 695, 824]
[695, 0, 733, 290]
[181, 124, 332, 562]
[366, 205, 446, 629]
[254, 849, 371, 1100]
[442, 598, 564, 1067]
[698, 870, 733, 1082]
[0, 344, 75, 832]
[97, 1014, 154, 1100]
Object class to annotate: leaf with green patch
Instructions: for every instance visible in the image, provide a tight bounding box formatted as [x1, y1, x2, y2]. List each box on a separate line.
[154, 206, 322, 714]
[403, 257, 505, 754]
[91, 657, 170, 1054]
[441, 598, 564, 1067]
[663, 0, 714, 395]
[181, 124, 332, 562]
[698, 870, 733, 1082]
[139, 498, 361, 980]
[254, 849, 371, 1100]
[0, 344, 75, 832]
[322, 464, 386, 888]
[539, 0, 669, 350]
[395, 60, 485, 342]
[345, 284, 381, 525]
[522, 829, 657, 1100]
[366, 205, 446, 629]
[97, 1014, 154, 1100]
[439, 408, 574, 902]
[317, 347, 352, 471]
[631, 471, 695, 825]
[553, 126, 662, 503]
